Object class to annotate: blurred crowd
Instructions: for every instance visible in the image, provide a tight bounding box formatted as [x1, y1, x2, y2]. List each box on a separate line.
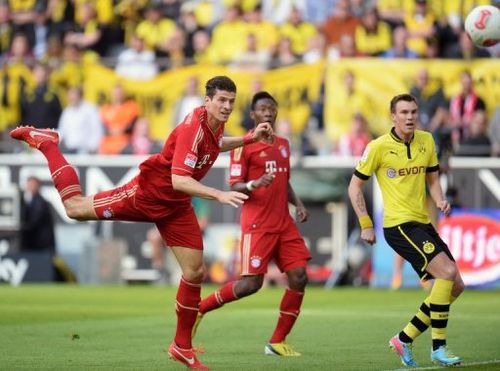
[0, 0, 498, 158]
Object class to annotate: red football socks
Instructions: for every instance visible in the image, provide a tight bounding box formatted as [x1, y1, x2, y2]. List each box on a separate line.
[199, 282, 237, 314]
[269, 288, 304, 343]
[174, 276, 202, 349]
[39, 141, 82, 201]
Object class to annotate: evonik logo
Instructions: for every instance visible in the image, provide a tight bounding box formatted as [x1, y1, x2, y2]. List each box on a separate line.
[387, 166, 426, 178]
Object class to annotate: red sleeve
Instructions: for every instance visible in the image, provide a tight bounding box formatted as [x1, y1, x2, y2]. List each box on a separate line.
[229, 146, 248, 186]
[171, 120, 204, 176]
[285, 140, 291, 181]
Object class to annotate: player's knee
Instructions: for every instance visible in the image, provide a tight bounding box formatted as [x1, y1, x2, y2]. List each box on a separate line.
[288, 269, 308, 291]
[182, 266, 204, 283]
[437, 264, 458, 281]
[241, 276, 263, 296]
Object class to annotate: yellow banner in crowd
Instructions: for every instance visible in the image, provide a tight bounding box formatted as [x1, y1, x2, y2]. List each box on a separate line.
[325, 59, 500, 142]
[84, 62, 324, 141]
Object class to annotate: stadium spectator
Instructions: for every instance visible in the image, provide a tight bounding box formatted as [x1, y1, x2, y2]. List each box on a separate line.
[454, 110, 492, 157]
[115, 34, 158, 81]
[178, 3, 206, 60]
[354, 7, 392, 56]
[348, 94, 464, 368]
[164, 26, 189, 69]
[230, 32, 270, 71]
[9, 0, 37, 44]
[381, 26, 418, 58]
[325, 70, 374, 143]
[336, 34, 363, 58]
[244, 4, 279, 55]
[20, 176, 56, 254]
[172, 75, 204, 128]
[20, 63, 62, 130]
[322, 0, 359, 50]
[279, 6, 317, 56]
[64, 2, 103, 60]
[191, 29, 217, 64]
[31, 5, 50, 59]
[1, 33, 34, 131]
[448, 70, 487, 147]
[50, 43, 84, 91]
[445, 30, 491, 59]
[268, 36, 300, 69]
[135, 3, 176, 57]
[58, 85, 103, 154]
[302, 33, 326, 64]
[121, 117, 162, 155]
[403, 0, 436, 57]
[336, 112, 372, 156]
[409, 68, 448, 133]
[376, 0, 409, 28]
[10, 76, 273, 370]
[193, 91, 310, 357]
[99, 83, 140, 155]
[40, 35, 64, 71]
[209, 5, 247, 64]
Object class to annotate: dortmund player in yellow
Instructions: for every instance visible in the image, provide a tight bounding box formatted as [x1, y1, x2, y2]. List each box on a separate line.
[348, 94, 464, 368]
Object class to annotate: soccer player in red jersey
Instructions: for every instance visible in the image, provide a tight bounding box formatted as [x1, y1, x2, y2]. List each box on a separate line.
[193, 92, 311, 357]
[10, 76, 273, 371]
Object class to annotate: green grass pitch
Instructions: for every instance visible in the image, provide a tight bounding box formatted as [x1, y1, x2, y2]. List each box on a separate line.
[0, 285, 499, 370]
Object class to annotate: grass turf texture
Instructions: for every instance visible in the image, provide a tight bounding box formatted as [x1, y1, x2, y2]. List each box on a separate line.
[0, 285, 499, 370]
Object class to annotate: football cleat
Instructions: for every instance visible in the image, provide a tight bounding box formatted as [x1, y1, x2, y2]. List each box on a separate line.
[431, 345, 462, 366]
[192, 312, 204, 339]
[389, 335, 418, 367]
[10, 126, 59, 149]
[167, 342, 209, 370]
[264, 342, 301, 356]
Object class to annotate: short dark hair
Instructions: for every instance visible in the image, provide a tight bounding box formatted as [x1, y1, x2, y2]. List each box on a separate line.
[251, 91, 277, 110]
[390, 93, 417, 113]
[205, 76, 237, 98]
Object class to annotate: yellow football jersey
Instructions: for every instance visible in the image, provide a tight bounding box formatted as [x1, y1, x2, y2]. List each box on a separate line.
[355, 128, 439, 227]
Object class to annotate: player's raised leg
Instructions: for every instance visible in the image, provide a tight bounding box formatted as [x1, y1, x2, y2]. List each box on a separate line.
[265, 267, 307, 357]
[194, 274, 264, 338]
[169, 245, 208, 370]
[10, 126, 97, 220]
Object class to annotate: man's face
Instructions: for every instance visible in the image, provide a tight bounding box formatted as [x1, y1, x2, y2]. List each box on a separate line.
[391, 100, 418, 137]
[250, 98, 277, 127]
[205, 89, 236, 122]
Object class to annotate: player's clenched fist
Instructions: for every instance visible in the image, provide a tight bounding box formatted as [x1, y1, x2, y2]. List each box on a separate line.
[217, 191, 248, 208]
[252, 122, 273, 141]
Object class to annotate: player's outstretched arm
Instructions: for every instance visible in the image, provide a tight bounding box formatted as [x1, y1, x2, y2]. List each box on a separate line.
[219, 122, 273, 152]
[172, 174, 248, 208]
[287, 183, 309, 222]
[348, 175, 376, 245]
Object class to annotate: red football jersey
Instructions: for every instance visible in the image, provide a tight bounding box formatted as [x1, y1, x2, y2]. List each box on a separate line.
[229, 136, 292, 233]
[138, 106, 223, 203]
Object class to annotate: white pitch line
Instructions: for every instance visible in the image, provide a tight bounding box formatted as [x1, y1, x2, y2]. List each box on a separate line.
[389, 359, 500, 371]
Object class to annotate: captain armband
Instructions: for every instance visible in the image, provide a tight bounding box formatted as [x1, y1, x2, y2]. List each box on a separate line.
[358, 215, 374, 230]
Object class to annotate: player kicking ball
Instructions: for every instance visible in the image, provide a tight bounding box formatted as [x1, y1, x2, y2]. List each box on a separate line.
[193, 92, 311, 357]
[10, 76, 273, 370]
